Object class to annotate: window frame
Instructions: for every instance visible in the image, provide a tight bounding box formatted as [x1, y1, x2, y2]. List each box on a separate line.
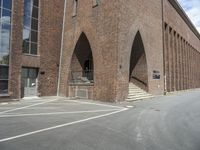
[22, 0, 39, 55]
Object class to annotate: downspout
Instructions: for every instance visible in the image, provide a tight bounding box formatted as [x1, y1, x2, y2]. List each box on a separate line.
[57, 0, 67, 96]
[161, 0, 167, 94]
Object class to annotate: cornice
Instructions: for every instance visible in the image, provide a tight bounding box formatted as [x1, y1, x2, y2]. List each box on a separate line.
[168, 0, 200, 40]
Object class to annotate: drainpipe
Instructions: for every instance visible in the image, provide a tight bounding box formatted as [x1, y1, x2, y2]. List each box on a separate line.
[161, 0, 167, 95]
[57, 0, 67, 96]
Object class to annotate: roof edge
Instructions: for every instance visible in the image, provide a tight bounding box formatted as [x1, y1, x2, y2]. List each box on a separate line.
[168, 0, 200, 40]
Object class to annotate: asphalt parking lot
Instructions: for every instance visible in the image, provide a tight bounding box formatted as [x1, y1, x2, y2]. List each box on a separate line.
[0, 90, 200, 150]
[0, 97, 128, 150]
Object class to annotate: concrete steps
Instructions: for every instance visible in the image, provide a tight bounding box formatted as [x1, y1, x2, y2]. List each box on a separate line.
[126, 83, 153, 101]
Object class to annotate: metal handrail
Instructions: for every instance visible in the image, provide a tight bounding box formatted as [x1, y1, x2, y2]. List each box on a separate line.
[131, 76, 147, 86]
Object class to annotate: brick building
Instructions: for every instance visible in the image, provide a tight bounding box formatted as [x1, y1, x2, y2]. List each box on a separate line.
[0, 0, 199, 102]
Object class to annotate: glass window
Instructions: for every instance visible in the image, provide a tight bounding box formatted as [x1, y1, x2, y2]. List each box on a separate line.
[29, 68, 37, 78]
[23, 0, 39, 55]
[0, 80, 8, 94]
[0, 53, 9, 65]
[1, 23, 11, 53]
[3, 0, 12, 10]
[22, 40, 29, 53]
[31, 18, 38, 30]
[0, 0, 12, 94]
[0, 65, 8, 79]
[22, 68, 28, 78]
[30, 42, 37, 54]
[23, 16, 31, 29]
[2, 9, 11, 23]
[32, 6, 38, 18]
[31, 30, 37, 43]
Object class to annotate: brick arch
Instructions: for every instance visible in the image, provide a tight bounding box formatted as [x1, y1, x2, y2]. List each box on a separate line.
[124, 22, 150, 85]
[129, 31, 149, 91]
[72, 28, 98, 74]
[58, 23, 99, 97]
[115, 21, 151, 101]
[69, 32, 94, 82]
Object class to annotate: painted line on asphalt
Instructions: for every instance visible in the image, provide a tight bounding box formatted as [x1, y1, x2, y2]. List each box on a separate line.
[0, 108, 128, 143]
[0, 99, 59, 115]
[65, 100, 124, 109]
[0, 109, 120, 118]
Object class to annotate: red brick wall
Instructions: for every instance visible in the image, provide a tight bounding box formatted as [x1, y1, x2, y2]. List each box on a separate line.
[8, 0, 64, 99]
[163, 0, 200, 93]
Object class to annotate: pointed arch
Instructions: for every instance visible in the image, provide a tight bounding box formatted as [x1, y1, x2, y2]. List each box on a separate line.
[69, 32, 94, 84]
[129, 31, 148, 91]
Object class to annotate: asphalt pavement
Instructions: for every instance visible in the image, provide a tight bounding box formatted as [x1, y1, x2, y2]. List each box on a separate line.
[0, 90, 200, 150]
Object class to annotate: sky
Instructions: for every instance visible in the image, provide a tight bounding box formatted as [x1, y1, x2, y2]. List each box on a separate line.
[177, 0, 200, 33]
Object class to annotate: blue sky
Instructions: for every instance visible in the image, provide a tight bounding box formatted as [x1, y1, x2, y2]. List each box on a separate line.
[177, 0, 200, 33]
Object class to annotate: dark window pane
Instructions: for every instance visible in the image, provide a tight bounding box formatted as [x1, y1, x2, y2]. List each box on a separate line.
[30, 30, 37, 43]
[0, 0, 2, 7]
[0, 80, 8, 94]
[29, 68, 37, 78]
[22, 40, 30, 53]
[31, 18, 38, 30]
[33, 0, 38, 7]
[22, 68, 28, 78]
[32, 6, 38, 19]
[2, 9, 11, 23]
[0, 53, 9, 65]
[30, 42, 37, 54]
[1, 23, 11, 54]
[0, 65, 8, 79]
[3, 0, 12, 10]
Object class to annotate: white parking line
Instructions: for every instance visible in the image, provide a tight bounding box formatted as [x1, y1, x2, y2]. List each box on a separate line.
[0, 108, 128, 143]
[0, 109, 120, 118]
[65, 100, 124, 109]
[0, 103, 8, 105]
[0, 99, 59, 115]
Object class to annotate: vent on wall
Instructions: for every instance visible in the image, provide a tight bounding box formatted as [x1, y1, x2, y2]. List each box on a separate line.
[75, 88, 88, 99]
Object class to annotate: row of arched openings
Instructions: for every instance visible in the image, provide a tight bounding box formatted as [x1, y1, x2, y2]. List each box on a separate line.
[69, 31, 148, 91]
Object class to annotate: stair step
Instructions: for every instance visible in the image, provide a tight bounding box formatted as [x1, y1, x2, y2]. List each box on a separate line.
[128, 93, 152, 97]
[126, 96, 154, 101]
[129, 90, 146, 93]
[127, 83, 154, 101]
[129, 88, 144, 90]
[127, 94, 153, 98]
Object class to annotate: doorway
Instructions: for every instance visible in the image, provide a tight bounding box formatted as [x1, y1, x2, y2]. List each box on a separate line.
[21, 67, 39, 98]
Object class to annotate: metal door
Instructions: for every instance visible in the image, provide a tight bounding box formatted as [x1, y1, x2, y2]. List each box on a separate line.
[22, 68, 38, 97]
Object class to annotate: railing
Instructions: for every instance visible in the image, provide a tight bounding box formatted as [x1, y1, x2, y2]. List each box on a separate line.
[131, 76, 147, 87]
[69, 70, 94, 85]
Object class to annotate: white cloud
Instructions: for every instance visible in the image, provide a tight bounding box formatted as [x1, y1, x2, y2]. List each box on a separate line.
[177, 0, 200, 33]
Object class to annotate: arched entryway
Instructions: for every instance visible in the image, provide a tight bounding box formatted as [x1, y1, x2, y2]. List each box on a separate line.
[129, 31, 148, 91]
[68, 32, 94, 99]
[69, 32, 94, 84]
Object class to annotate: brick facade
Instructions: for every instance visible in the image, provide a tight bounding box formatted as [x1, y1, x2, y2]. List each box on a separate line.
[7, 0, 64, 99]
[0, 0, 199, 102]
